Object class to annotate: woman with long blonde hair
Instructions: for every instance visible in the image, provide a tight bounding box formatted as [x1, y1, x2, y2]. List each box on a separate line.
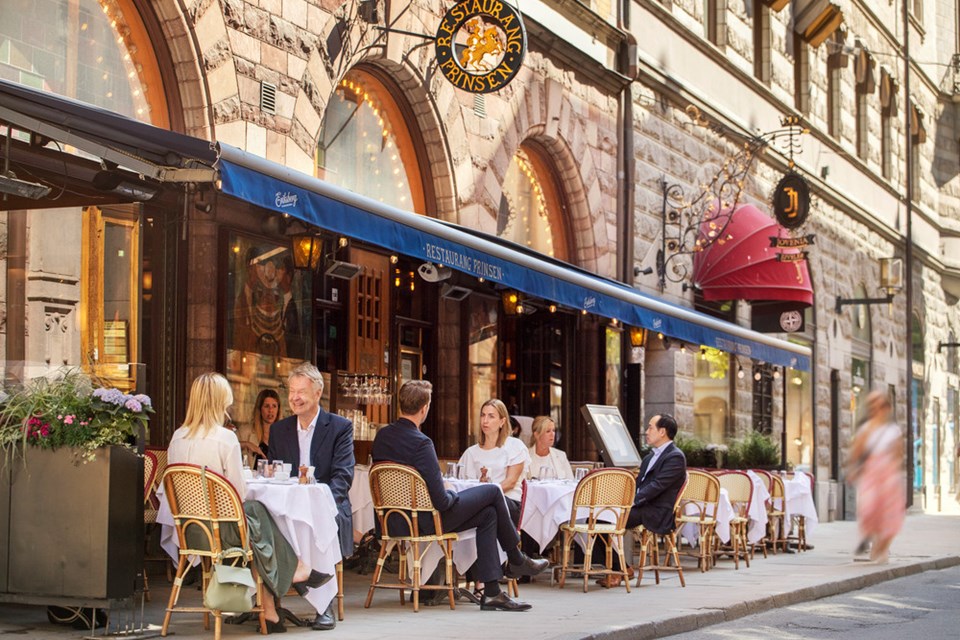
[457, 398, 530, 524]
[168, 373, 331, 632]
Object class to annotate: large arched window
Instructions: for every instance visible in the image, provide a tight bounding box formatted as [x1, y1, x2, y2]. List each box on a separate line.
[0, 0, 167, 125]
[316, 68, 426, 213]
[498, 143, 570, 261]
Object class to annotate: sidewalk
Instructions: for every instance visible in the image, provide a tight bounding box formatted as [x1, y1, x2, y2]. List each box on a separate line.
[1, 511, 957, 640]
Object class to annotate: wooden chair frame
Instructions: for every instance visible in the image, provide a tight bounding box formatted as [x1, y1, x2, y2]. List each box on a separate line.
[142, 450, 158, 601]
[675, 470, 720, 572]
[160, 464, 266, 640]
[364, 463, 459, 613]
[715, 471, 753, 569]
[634, 475, 688, 588]
[766, 473, 788, 553]
[556, 468, 636, 593]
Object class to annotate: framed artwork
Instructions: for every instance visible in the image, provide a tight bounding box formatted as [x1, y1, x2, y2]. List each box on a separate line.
[580, 404, 643, 468]
[226, 231, 313, 362]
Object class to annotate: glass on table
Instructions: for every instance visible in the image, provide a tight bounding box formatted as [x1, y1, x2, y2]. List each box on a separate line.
[445, 462, 458, 479]
[574, 467, 588, 482]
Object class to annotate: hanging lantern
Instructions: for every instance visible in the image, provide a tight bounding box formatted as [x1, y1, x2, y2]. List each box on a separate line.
[292, 234, 322, 270]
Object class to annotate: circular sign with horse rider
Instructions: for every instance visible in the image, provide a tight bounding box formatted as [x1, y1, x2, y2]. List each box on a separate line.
[435, 0, 527, 94]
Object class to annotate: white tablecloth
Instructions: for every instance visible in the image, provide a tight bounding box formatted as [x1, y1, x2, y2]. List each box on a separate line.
[783, 473, 818, 536]
[745, 471, 771, 544]
[349, 464, 374, 537]
[158, 479, 342, 613]
[521, 480, 577, 549]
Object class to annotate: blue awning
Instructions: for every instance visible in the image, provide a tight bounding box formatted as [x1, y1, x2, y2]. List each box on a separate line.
[216, 144, 810, 371]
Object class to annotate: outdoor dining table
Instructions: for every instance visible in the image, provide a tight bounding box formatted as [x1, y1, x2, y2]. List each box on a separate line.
[745, 471, 771, 544]
[782, 472, 819, 537]
[157, 478, 342, 615]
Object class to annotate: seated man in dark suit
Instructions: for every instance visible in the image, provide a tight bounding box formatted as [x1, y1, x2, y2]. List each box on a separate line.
[596, 413, 687, 587]
[372, 380, 548, 611]
[270, 362, 354, 630]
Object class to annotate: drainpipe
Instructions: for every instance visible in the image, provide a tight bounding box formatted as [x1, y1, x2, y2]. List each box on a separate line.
[902, 0, 914, 509]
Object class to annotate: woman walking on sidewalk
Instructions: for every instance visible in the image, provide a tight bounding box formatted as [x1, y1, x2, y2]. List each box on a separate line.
[848, 391, 905, 564]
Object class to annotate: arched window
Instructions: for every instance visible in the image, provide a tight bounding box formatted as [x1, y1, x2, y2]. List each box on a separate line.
[0, 0, 167, 125]
[498, 143, 570, 261]
[316, 68, 426, 213]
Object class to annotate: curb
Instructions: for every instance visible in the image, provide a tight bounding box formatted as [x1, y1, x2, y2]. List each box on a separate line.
[580, 555, 960, 640]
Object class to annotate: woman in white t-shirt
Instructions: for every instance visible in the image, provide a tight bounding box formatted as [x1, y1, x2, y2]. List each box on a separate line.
[527, 416, 574, 480]
[458, 398, 530, 525]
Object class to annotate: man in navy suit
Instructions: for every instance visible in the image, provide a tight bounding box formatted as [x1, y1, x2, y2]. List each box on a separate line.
[628, 414, 687, 531]
[593, 413, 686, 586]
[269, 363, 354, 630]
[372, 380, 548, 611]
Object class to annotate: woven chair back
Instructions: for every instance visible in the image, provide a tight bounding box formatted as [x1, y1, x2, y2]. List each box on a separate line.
[143, 450, 158, 503]
[569, 468, 636, 530]
[368, 462, 443, 539]
[717, 471, 754, 517]
[684, 470, 720, 504]
[162, 464, 248, 557]
[769, 474, 786, 502]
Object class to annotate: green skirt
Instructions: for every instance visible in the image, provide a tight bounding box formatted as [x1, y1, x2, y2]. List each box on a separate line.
[184, 500, 298, 597]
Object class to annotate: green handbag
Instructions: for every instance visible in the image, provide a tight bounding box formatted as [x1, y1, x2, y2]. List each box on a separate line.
[198, 466, 256, 613]
[204, 554, 256, 613]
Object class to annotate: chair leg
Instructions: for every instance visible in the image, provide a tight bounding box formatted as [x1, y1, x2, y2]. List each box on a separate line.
[336, 561, 344, 621]
[637, 530, 648, 587]
[667, 532, 685, 587]
[364, 538, 391, 608]
[444, 540, 456, 611]
[411, 541, 421, 613]
[558, 532, 571, 589]
[161, 556, 189, 637]
[615, 535, 630, 594]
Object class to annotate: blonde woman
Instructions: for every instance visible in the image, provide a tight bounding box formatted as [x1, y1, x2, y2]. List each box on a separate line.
[458, 398, 530, 524]
[167, 373, 330, 633]
[527, 416, 574, 480]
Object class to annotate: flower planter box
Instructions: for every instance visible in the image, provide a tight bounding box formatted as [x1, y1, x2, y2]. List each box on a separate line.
[0, 445, 142, 607]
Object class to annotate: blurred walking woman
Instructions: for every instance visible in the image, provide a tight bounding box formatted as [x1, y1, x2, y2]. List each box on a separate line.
[848, 391, 905, 564]
[168, 373, 330, 632]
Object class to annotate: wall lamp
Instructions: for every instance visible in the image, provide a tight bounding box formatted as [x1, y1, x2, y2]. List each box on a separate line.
[835, 257, 903, 313]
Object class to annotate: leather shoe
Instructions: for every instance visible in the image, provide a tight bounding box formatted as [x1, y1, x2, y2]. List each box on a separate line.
[293, 570, 334, 597]
[264, 618, 286, 634]
[504, 554, 549, 579]
[480, 592, 531, 612]
[310, 603, 336, 631]
[277, 607, 306, 627]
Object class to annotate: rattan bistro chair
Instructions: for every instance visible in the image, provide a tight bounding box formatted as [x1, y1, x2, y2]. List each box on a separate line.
[634, 475, 688, 588]
[160, 464, 266, 640]
[715, 471, 754, 569]
[675, 470, 720, 572]
[766, 473, 788, 553]
[557, 468, 636, 593]
[142, 450, 158, 601]
[364, 463, 459, 612]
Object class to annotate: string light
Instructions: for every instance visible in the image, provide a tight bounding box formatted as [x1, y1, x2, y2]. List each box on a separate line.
[737, 364, 745, 379]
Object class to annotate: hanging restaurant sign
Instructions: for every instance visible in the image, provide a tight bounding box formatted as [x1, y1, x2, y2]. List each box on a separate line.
[435, 0, 527, 94]
[776, 251, 808, 263]
[770, 234, 815, 248]
[772, 173, 810, 230]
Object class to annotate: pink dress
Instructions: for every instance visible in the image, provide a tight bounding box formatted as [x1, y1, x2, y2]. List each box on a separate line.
[856, 423, 905, 540]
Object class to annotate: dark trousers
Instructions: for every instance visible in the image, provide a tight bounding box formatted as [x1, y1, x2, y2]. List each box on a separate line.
[440, 484, 520, 583]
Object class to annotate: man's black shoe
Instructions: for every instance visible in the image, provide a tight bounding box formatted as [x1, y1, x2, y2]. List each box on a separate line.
[310, 603, 336, 631]
[293, 570, 334, 596]
[480, 592, 531, 611]
[505, 555, 549, 579]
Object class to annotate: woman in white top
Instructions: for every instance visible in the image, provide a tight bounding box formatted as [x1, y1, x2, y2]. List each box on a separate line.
[167, 373, 330, 633]
[527, 416, 574, 480]
[458, 398, 530, 525]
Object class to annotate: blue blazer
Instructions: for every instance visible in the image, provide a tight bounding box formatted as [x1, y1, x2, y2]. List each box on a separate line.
[371, 418, 458, 535]
[633, 441, 687, 533]
[269, 410, 355, 556]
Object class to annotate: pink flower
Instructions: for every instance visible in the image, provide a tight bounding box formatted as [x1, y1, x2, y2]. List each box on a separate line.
[64, 415, 75, 425]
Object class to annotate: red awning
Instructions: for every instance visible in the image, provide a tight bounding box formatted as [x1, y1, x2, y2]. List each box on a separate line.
[693, 204, 813, 307]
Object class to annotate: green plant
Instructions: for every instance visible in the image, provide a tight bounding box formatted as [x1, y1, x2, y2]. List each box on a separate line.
[674, 433, 711, 468]
[726, 430, 780, 469]
[0, 369, 152, 464]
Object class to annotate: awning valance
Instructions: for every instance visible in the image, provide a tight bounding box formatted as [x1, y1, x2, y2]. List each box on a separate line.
[693, 203, 813, 308]
[217, 146, 810, 370]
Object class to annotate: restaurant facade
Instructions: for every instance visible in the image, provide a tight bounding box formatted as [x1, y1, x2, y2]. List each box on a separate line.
[0, 0, 957, 520]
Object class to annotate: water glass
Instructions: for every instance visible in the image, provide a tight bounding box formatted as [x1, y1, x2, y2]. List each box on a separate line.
[457, 464, 468, 481]
[254, 459, 266, 479]
[446, 462, 458, 478]
[575, 467, 588, 482]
